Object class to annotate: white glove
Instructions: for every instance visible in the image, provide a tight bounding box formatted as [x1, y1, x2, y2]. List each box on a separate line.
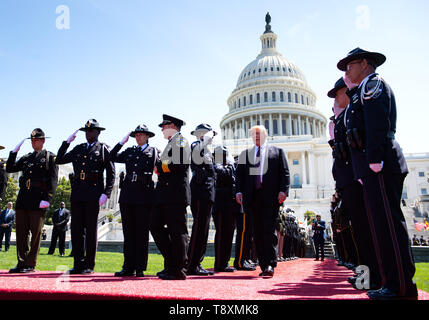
[13, 139, 26, 153]
[120, 132, 132, 145]
[358, 179, 363, 185]
[99, 194, 108, 206]
[39, 201, 50, 209]
[67, 129, 79, 144]
[202, 131, 214, 145]
[369, 162, 383, 173]
[329, 121, 335, 140]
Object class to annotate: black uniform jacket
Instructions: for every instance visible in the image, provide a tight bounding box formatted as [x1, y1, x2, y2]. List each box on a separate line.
[345, 73, 408, 179]
[213, 162, 236, 208]
[236, 145, 290, 209]
[155, 132, 191, 207]
[6, 150, 59, 210]
[332, 109, 355, 190]
[0, 161, 7, 200]
[190, 140, 216, 202]
[110, 143, 160, 205]
[55, 141, 115, 202]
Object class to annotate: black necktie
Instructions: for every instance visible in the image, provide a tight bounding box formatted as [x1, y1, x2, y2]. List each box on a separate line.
[254, 147, 262, 190]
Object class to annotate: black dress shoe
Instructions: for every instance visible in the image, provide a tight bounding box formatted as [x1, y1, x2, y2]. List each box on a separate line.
[68, 268, 85, 275]
[186, 265, 214, 276]
[114, 269, 135, 277]
[259, 266, 274, 277]
[9, 266, 27, 274]
[156, 268, 168, 276]
[215, 266, 236, 272]
[159, 270, 186, 280]
[135, 271, 144, 277]
[82, 269, 94, 275]
[23, 267, 35, 273]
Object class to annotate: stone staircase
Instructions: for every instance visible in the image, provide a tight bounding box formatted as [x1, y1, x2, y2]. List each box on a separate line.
[323, 240, 336, 259]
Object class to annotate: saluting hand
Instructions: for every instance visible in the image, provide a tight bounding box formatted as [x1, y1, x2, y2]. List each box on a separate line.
[67, 129, 79, 144]
[329, 121, 335, 140]
[13, 139, 26, 153]
[120, 132, 132, 146]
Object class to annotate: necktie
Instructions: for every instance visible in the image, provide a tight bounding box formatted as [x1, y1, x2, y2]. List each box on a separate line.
[254, 147, 262, 190]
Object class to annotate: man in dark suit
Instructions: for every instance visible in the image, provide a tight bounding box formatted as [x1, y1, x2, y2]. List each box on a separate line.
[312, 215, 326, 261]
[6, 128, 59, 273]
[236, 125, 290, 277]
[0, 202, 15, 252]
[48, 202, 70, 256]
[55, 119, 115, 275]
[338, 48, 417, 299]
[150, 114, 191, 280]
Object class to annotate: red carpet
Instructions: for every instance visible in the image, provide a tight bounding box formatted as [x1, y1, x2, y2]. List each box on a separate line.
[0, 259, 427, 300]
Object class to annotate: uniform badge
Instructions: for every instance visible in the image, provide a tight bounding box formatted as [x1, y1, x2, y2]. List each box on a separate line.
[352, 94, 359, 104]
[94, 151, 100, 156]
[40, 158, 46, 163]
[176, 137, 186, 148]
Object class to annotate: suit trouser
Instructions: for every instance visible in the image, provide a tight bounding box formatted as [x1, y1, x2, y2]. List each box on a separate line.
[15, 209, 46, 268]
[340, 181, 382, 285]
[362, 172, 416, 295]
[212, 204, 236, 270]
[71, 201, 99, 270]
[188, 198, 213, 268]
[48, 227, 66, 255]
[150, 204, 189, 273]
[0, 227, 12, 250]
[341, 227, 358, 264]
[250, 189, 278, 271]
[120, 203, 151, 272]
[314, 237, 325, 259]
[234, 206, 253, 268]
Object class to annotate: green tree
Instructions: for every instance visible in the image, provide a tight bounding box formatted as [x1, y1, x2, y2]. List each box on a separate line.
[0, 177, 19, 210]
[46, 177, 71, 224]
[304, 210, 316, 225]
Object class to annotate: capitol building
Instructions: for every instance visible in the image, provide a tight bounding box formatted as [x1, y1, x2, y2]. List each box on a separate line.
[219, 14, 335, 222]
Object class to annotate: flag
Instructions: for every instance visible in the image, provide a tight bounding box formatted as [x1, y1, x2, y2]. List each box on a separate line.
[425, 220, 429, 231]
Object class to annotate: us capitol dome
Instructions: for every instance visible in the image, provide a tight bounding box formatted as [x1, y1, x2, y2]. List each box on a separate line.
[219, 13, 335, 220]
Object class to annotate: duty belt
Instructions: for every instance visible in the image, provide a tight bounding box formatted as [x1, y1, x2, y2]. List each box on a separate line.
[22, 179, 47, 190]
[79, 171, 100, 183]
[125, 172, 152, 184]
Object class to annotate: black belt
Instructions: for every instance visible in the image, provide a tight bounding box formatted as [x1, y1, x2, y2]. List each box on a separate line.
[125, 173, 152, 184]
[78, 171, 100, 183]
[21, 179, 47, 190]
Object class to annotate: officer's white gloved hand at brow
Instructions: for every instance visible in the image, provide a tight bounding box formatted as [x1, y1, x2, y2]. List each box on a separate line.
[39, 201, 50, 209]
[99, 194, 108, 206]
[67, 129, 79, 144]
[369, 162, 383, 173]
[120, 132, 132, 145]
[13, 139, 26, 153]
[329, 121, 335, 140]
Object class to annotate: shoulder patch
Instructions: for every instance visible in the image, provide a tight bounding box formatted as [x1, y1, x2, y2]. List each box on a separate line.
[177, 137, 186, 148]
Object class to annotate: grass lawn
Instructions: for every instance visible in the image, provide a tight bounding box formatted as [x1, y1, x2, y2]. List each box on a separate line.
[1, 246, 428, 293]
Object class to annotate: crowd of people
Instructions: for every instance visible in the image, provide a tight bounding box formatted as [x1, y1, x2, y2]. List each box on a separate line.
[412, 235, 429, 246]
[0, 45, 420, 300]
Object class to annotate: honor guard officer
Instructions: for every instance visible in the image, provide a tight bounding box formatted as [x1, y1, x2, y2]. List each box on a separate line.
[110, 125, 160, 278]
[186, 124, 216, 276]
[212, 146, 237, 272]
[0, 145, 7, 202]
[56, 119, 115, 275]
[6, 129, 59, 273]
[150, 114, 191, 280]
[338, 48, 417, 299]
[328, 77, 382, 290]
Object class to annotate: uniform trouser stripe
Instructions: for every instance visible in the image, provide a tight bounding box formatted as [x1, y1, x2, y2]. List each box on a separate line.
[378, 174, 406, 296]
[362, 188, 386, 286]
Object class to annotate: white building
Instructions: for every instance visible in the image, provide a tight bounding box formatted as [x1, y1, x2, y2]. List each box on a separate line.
[219, 16, 335, 223]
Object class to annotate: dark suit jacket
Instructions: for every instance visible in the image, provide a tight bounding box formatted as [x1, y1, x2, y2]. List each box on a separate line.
[52, 208, 70, 232]
[236, 145, 290, 210]
[312, 220, 326, 240]
[0, 209, 16, 230]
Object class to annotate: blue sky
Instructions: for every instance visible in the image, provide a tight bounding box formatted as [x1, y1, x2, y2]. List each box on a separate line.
[1, 0, 428, 156]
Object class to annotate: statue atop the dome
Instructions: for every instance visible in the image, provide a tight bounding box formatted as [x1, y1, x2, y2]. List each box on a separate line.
[264, 12, 273, 34]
